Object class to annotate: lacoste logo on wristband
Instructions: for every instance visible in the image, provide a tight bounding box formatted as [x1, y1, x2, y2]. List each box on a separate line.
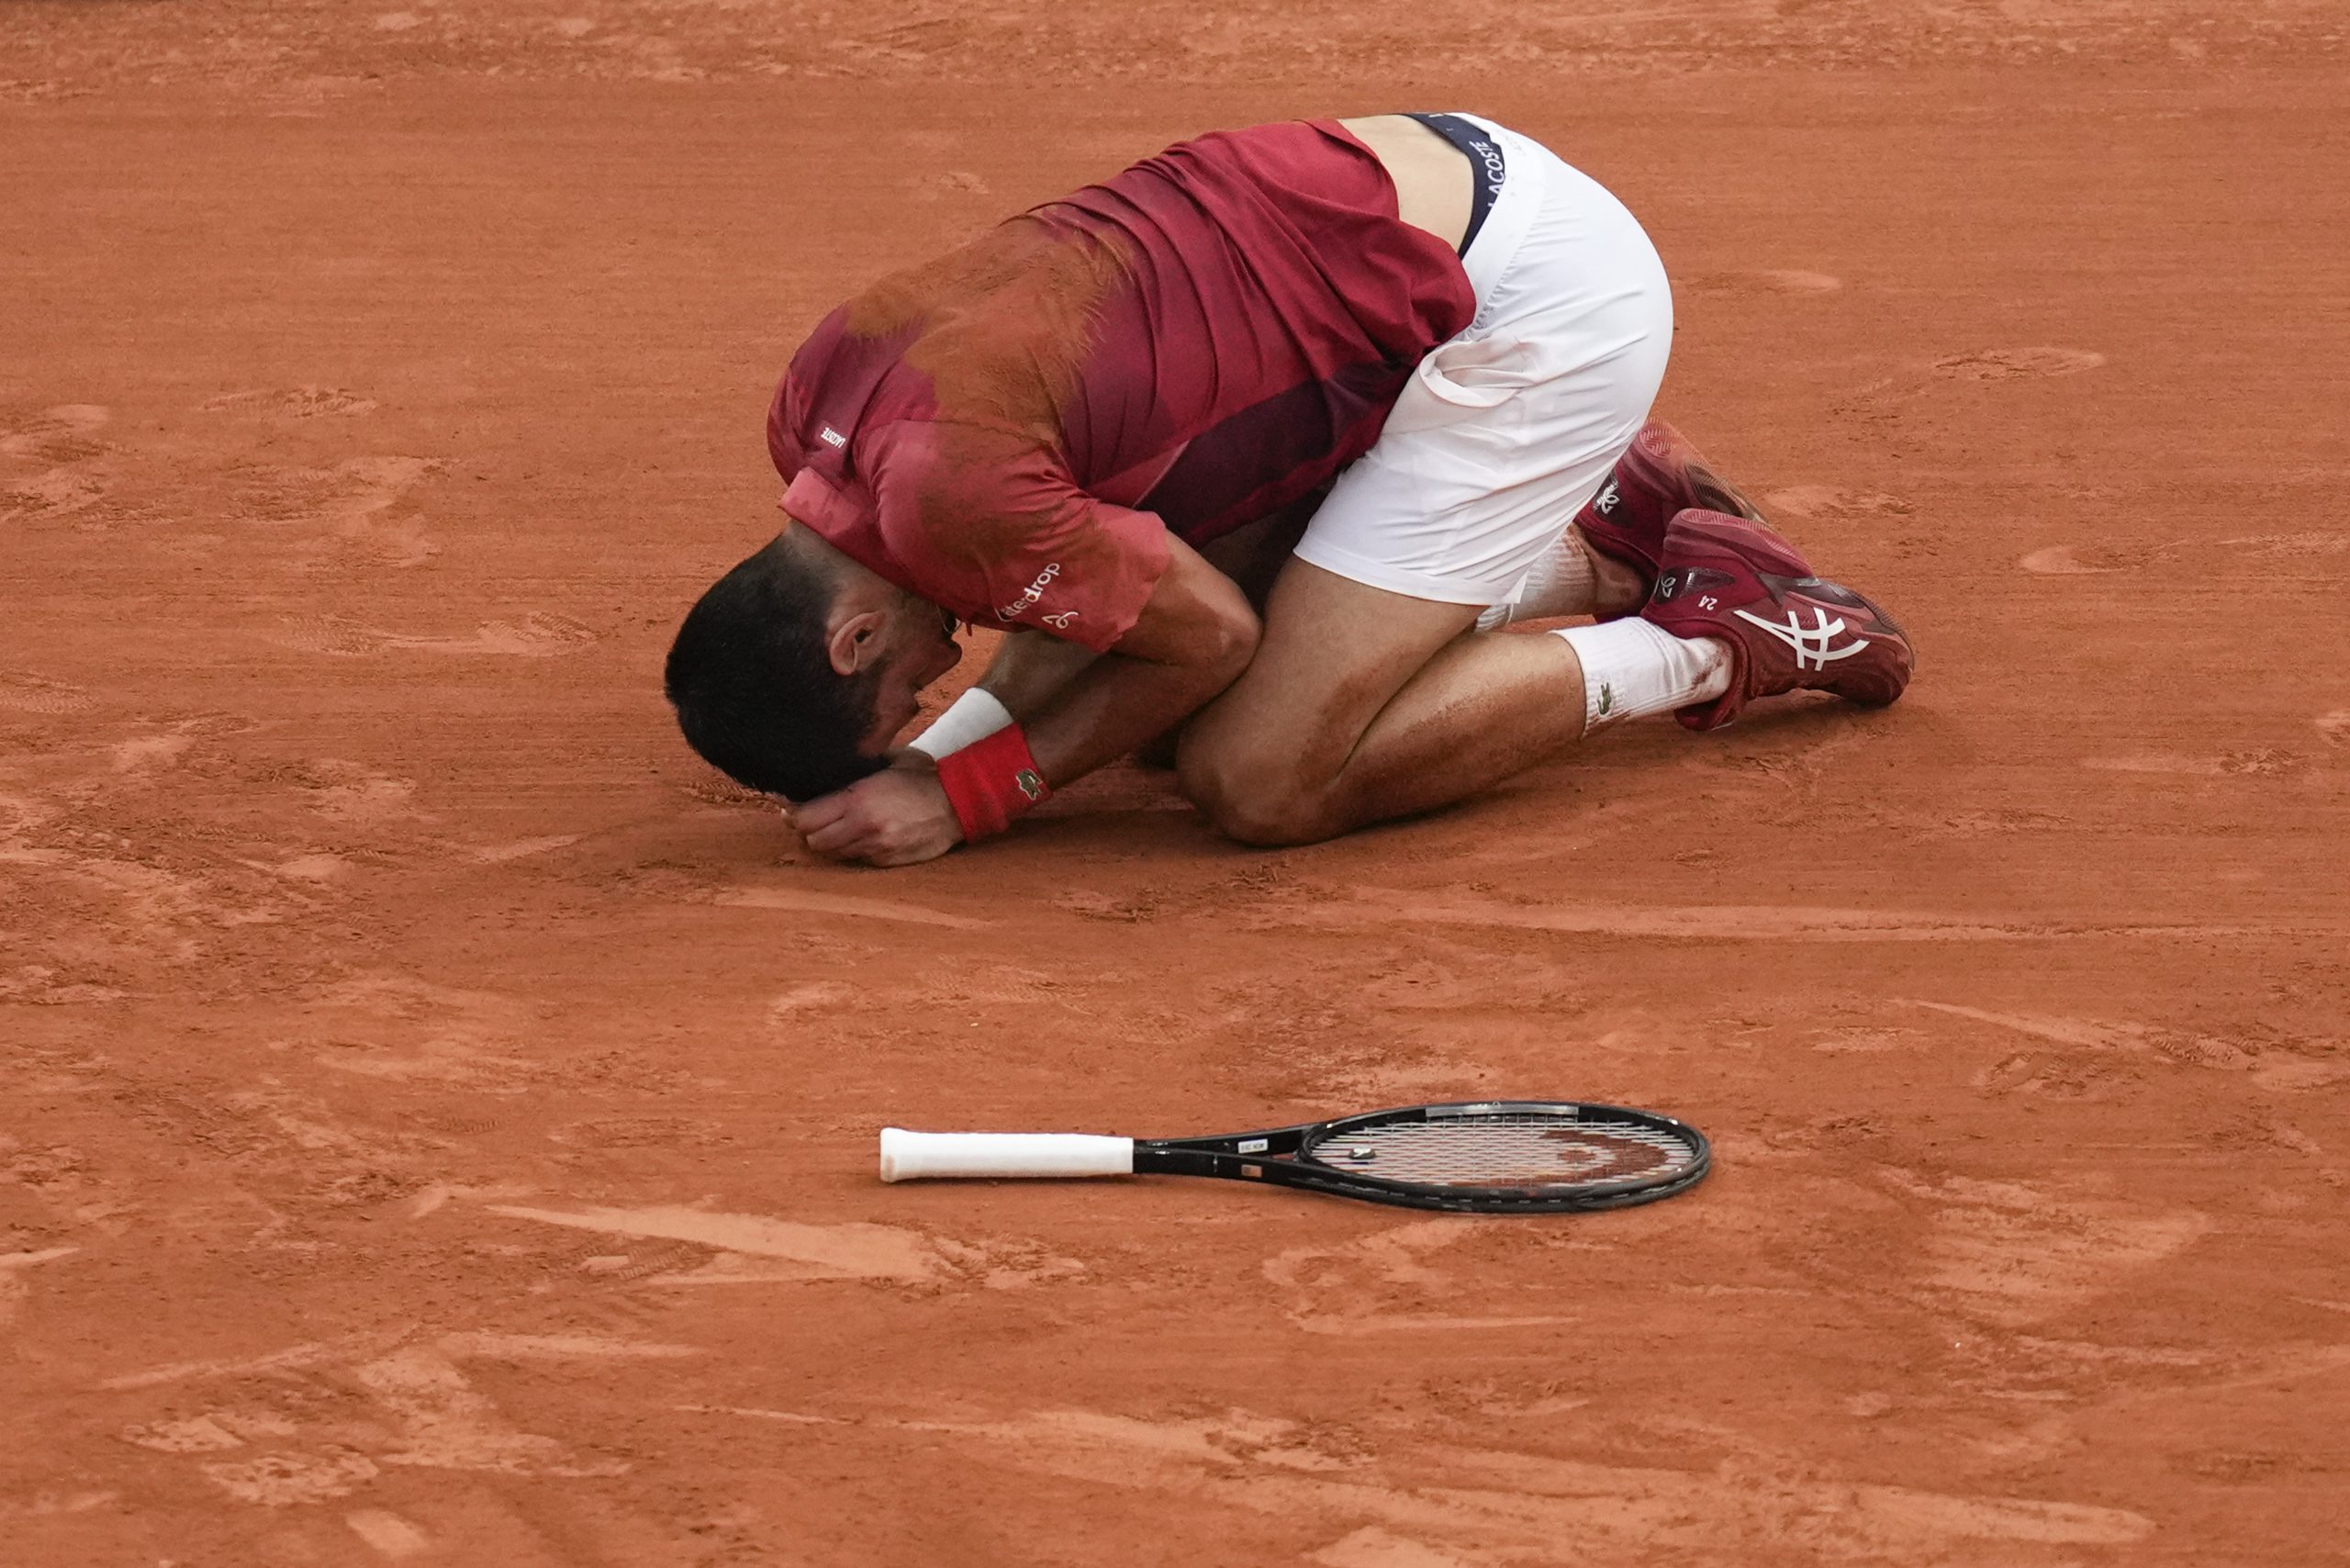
[1014, 768, 1045, 802]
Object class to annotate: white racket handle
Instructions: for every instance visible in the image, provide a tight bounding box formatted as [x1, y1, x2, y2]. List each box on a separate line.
[878, 1128, 1136, 1182]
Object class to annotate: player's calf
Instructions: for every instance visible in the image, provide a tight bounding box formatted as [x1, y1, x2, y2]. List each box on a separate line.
[1483, 419, 1775, 628]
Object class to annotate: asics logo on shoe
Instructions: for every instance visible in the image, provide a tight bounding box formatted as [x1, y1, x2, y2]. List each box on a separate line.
[1730, 605, 1872, 671]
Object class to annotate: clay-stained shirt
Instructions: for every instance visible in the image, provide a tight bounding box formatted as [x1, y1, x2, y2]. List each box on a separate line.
[769, 119, 1473, 651]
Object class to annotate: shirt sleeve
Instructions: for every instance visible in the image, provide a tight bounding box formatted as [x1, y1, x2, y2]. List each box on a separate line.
[862, 419, 1173, 654]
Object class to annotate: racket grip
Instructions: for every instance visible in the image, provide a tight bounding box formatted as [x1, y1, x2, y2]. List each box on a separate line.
[878, 1129, 1136, 1182]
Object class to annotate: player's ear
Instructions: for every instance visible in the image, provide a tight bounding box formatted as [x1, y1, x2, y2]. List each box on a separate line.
[825, 609, 889, 677]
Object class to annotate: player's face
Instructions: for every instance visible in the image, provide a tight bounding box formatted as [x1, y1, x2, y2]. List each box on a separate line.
[860, 596, 965, 753]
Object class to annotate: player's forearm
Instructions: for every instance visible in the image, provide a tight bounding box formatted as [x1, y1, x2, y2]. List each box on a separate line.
[1011, 531, 1260, 786]
[1024, 633, 1254, 790]
[920, 532, 1256, 832]
[975, 629, 1099, 715]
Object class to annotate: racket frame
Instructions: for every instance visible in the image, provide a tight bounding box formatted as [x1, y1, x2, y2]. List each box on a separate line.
[1134, 1099, 1708, 1213]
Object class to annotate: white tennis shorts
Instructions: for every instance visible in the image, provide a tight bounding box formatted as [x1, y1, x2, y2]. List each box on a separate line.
[1294, 115, 1673, 606]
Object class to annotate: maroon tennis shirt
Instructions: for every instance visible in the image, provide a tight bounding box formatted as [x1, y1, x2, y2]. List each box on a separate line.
[768, 119, 1473, 653]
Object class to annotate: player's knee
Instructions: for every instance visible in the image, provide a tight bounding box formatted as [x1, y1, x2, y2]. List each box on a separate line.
[1177, 744, 1333, 847]
[1210, 792, 1333, 846]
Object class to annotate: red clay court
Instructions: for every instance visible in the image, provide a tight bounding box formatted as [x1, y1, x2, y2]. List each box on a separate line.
[4, 2, 2346, 1562]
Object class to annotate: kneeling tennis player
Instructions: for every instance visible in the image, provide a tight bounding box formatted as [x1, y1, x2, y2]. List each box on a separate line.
[665, 113, 1914, 863]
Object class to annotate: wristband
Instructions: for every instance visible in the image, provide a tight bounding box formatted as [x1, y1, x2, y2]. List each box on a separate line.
[933, 722, 1051, 842]
[907, 687, 1014, 759]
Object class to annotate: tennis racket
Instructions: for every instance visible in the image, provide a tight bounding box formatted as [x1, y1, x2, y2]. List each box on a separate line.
[878, 1100, 1708, 1213]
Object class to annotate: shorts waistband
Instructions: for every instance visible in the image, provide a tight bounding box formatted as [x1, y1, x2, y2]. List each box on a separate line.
[1404, 112, 1505, 257]
[1429, 113, 1551, 320]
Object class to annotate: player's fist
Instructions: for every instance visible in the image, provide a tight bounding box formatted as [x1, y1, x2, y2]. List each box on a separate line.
[793, 752, 965, 868]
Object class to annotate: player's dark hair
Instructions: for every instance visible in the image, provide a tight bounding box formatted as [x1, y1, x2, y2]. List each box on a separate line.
[664, 536, 887, 802]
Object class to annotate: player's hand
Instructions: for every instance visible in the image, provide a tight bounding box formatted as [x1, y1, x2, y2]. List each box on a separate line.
[792, 753, 965, 868]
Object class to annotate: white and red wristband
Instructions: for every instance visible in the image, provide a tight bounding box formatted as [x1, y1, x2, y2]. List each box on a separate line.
[931, 722, 1050, 842]
[907, 688, 1013, 760]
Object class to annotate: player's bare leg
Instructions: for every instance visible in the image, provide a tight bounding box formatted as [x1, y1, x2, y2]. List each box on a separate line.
[1480, 527, 1648, 625]
[1170, 452, 1706, 835]
[1478, 419, 1762, 630]
[1180, 500, 1917, 846]
[1177, 559, 1673, 845]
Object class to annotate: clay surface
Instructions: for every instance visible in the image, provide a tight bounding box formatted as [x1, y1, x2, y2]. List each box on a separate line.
[4, 4, 2346, 1562]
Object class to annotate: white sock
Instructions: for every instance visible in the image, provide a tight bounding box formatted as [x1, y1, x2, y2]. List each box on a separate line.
[907, 687, 1013, 758]
[1553, 619, 1731, 734]
[1475, 532, 1600, 630]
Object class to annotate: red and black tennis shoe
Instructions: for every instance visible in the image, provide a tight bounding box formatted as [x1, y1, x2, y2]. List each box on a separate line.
[1575, 419, 1774, 599]
[1641, 508, 1914, 732]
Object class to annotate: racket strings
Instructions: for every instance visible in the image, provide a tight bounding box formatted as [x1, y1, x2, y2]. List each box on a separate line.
[1305, 1114, 1698, 1189]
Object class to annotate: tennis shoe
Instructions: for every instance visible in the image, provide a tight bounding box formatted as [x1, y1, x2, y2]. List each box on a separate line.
[1575, 419, 1774, 605]
[1641, 508, 1913, 731]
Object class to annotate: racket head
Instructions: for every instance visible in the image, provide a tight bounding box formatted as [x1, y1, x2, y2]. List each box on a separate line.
[1284, 1101, 1709, 1212]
